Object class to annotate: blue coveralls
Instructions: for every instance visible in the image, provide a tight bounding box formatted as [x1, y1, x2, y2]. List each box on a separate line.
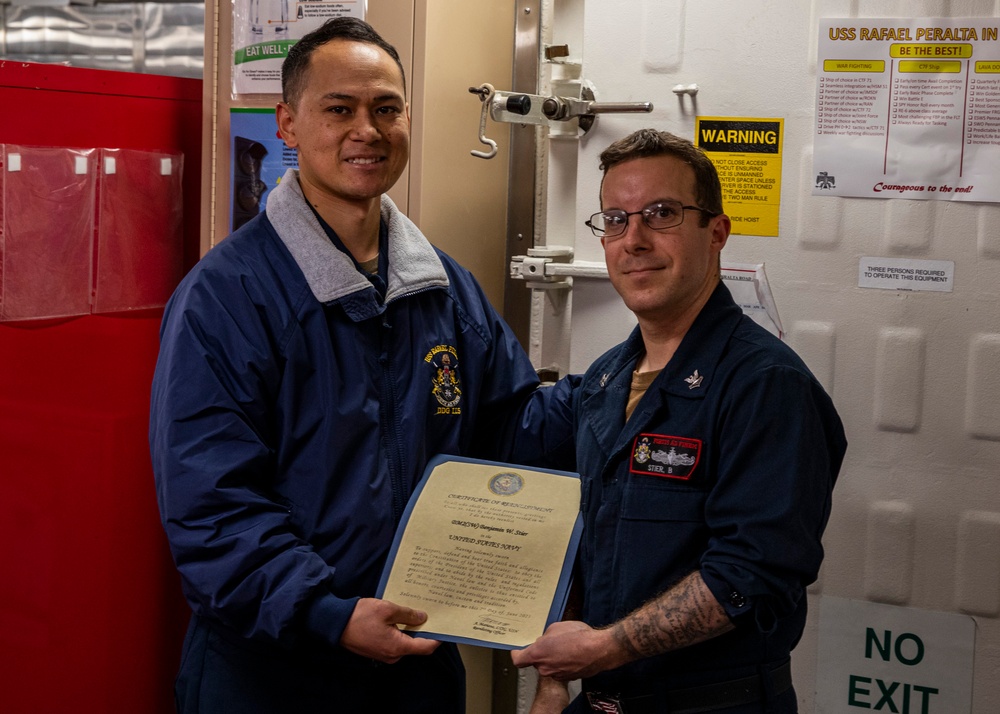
[563, 283, 847, 712]
[149, 171, 571, 713]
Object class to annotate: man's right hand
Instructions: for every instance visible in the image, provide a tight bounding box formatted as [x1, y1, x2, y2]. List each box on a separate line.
[340, 598, 441, 663]
[511, 620, 623, 681]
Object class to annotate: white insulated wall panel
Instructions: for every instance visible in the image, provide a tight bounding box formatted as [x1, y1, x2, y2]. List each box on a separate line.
[955, 510, 1000, 616]
[796, 148, 843, 250]
[874, 328, 926, 433]
[639, 0, 684, 73]
[965, 334, 1000, 440]
[980, 207, 1000, 257]
[864, 501, 915, 604]
[788, 320, 837, 394]
[540, 0, 1000, 711]
[885, 200, 934, 254]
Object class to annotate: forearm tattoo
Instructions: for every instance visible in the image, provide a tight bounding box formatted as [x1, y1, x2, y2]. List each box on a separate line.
[611, 572, 734, 661]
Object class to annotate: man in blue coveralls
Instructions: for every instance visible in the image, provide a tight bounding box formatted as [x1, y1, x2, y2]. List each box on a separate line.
[511, 129, 847, 713]
[149, 17, 571, 714]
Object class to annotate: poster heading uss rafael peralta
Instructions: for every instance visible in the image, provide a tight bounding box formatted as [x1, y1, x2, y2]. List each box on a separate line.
[813, 18, 1000, 203]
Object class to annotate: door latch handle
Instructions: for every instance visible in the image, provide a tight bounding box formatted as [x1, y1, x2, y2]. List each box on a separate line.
[469, 84, 499, 160]
[468, 82, 653, 159]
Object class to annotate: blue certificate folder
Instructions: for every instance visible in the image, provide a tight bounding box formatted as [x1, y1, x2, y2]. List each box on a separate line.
[376, 454, 583, 650]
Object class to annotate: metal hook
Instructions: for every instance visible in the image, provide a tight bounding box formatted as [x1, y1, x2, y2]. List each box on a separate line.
[469, 83, 498, 160]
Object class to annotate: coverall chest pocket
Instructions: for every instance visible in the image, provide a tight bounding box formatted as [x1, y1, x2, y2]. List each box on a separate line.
[614, 484, 709, 615]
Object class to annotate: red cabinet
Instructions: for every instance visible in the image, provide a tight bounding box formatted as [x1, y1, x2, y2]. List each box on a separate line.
[0, 62, 202, 714]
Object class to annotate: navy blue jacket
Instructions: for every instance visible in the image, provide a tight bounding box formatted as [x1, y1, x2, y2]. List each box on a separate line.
[149, 172, 562, 652]
[563, 282, 846, 695]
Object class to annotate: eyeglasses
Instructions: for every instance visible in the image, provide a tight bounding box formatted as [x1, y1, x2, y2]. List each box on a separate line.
[585, 200, 719, 239]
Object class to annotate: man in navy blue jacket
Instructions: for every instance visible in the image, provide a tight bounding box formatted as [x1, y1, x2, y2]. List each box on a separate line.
[511, 129, 847, 713]
[149, 17, 569, 714]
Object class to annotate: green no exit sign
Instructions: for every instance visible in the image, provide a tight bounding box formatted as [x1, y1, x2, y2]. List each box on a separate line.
[817, 597, 975, 713]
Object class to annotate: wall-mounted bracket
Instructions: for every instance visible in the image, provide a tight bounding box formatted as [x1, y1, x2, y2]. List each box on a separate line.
[468, 82, 653, 159]
[510, 246, 574, 289]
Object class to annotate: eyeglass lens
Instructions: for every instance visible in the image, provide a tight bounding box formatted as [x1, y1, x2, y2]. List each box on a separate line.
[591, 201, 686, 236]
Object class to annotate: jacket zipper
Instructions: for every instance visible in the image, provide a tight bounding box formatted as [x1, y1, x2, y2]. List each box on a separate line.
[379, 310, 407, 523]
[380, 285, 445, 522]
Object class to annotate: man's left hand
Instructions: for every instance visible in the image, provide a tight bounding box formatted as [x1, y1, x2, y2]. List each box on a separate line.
[510, 620, 625, 681]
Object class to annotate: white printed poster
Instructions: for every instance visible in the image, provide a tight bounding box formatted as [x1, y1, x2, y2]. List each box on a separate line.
[813, 18, 1000, 202]
[233, 0, 366, 96]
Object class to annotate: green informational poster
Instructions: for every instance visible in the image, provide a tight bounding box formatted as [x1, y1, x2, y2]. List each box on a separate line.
[232, 0, 366, 95]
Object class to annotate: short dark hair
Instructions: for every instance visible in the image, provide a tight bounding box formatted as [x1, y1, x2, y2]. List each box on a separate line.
[282, 17, 406, 106]
[598, 128, 723, 225]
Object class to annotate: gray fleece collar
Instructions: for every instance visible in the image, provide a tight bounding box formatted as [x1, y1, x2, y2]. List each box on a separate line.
[265, 169, 449, 304]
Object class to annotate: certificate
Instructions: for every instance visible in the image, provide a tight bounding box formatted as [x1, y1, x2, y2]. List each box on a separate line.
[376, 455, 582, 649]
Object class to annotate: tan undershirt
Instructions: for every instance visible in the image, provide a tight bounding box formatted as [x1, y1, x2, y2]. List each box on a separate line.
[626, 367, 662, 422]
[358, 255, 379, 274]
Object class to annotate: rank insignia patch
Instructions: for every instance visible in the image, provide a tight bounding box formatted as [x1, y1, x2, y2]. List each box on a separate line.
[425, 344, 462, 414]
[630, 433, 701, 480]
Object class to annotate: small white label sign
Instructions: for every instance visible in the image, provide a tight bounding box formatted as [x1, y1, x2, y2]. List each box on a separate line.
[816, 596, 975, 714]
[721, 262, 784, 339]
[858, 257, 954, 292]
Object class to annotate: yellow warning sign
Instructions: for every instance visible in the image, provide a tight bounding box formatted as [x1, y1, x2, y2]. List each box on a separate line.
[695, 117, 783, 237]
